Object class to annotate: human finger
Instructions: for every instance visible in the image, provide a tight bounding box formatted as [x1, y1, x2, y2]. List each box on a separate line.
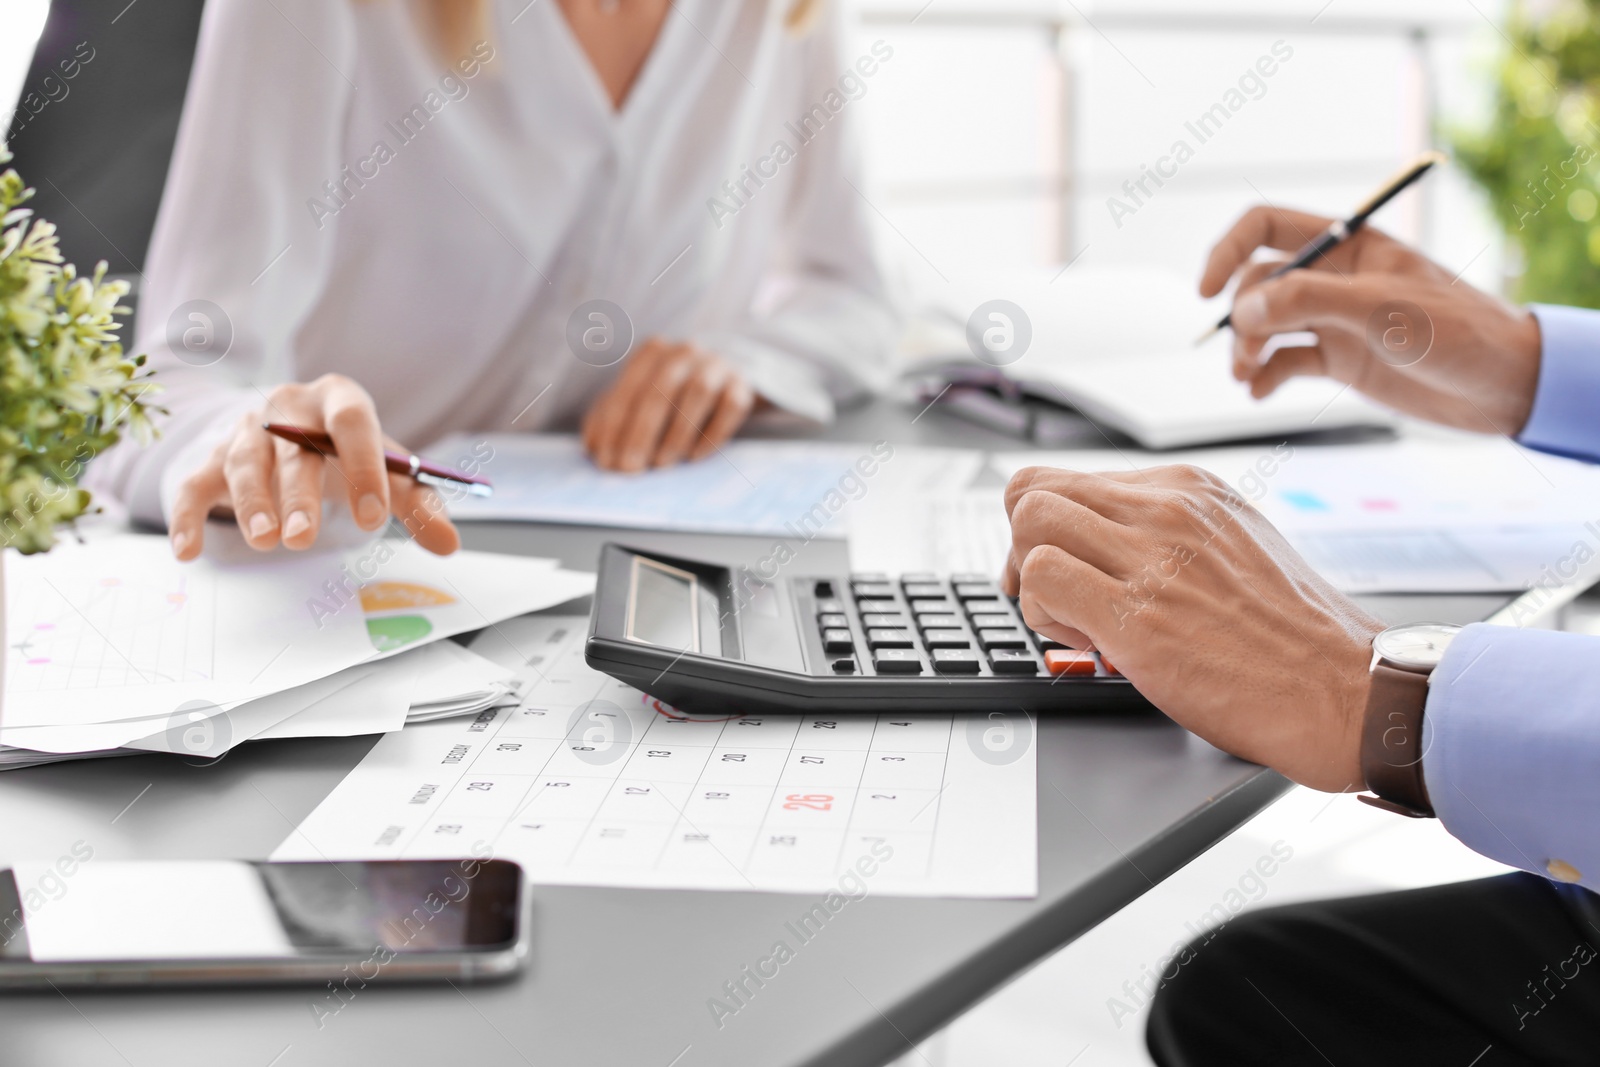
[1014, 544, 1121, 651]
[1200, 204, 1341, 297]
[390, 474, 460, 555]
[1229, 270, 1395, 340]
[318, 375, 389, 530]
[169, 455, 229, 561]
[1003, 466, 1154, 528]
[221, 421, 282, 550]
[587, 340, 672, 470]
[273, 436, 325, 549]
[1008, 488, 1137, 578]
[615, 348, 698, 472]
[1245, 345, 1329, 399]
[687, 375, 755, 461]
[652, 356, 726, 467]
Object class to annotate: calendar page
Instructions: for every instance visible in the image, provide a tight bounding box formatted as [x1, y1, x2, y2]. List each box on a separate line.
[272, 617, 1037, 898]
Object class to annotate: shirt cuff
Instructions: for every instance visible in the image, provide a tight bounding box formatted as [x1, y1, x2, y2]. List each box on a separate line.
[1522, 305, 1600, 462]
[697, 332, 837, 424]
[1423, 622, 1600, 891]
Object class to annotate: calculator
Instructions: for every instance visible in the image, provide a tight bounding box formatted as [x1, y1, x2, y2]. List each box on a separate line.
[584, 544, 1152, 715]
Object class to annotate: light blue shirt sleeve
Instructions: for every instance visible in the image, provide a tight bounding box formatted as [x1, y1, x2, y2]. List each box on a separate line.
[1427, 306, 1600, 891]
[1424, 623, 1600, 892]
[1523, 304, 1600, 462]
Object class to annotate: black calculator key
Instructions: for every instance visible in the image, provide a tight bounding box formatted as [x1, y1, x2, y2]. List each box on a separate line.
[867, 629, 915, 649]
[813, 580, 837, 599]
[831, 657, 858, 674]
[911, 599, 957, 614]
[861, 613, 909, 628]
[1033, 633, 1066, 651]
[963, 599, 1010, 615]
[873, 649, 923, 673]
[922, 629, 972, 649]
[901, 572, 939, 584]
[818, 613, 849, 629]
[815, 598, 844, 615]
[821, 629, 854, 653]
[901, 582, 946, 599]
[954, 582, 1001, 600]
[850, 572, 889, 583]
[917, 614, 964, 630]
[950, 573, 992, 584]
[969, 613, 1014, 630]
[978, 629, 1029, 650]
[988, 650, 1041, 674]
[853, 582, 897, 599]
[932, 649, 982, 674]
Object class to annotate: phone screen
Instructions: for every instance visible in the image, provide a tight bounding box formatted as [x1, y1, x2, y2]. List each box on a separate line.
[0, 859, 520, 964]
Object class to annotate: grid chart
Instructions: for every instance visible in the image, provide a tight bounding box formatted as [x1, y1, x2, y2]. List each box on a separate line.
[275, 617, 1037, 897]
[8, 562, 214, 693]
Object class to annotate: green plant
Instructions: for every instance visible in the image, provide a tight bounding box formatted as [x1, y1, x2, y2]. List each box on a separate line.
[1455, 0, 1600, 307]
[0, 147, 158, 554]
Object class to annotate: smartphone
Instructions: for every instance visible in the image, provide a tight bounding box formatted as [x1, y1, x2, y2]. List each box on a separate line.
[0, 857, 528, 988]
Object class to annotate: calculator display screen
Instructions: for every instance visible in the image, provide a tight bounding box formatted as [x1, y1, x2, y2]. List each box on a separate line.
[625, 556, 700, 652]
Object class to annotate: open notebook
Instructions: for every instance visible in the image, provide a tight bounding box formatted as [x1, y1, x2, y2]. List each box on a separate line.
[1013, 344, 1393, 449]
[903, 266, 1394, 449]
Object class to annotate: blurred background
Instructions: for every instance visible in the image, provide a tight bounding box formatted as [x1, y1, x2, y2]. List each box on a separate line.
[1, 1, 1583, 1063]
[0, 0, 1528, 309]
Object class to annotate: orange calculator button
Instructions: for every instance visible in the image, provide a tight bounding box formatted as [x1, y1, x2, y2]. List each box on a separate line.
[1044, 650, 1096, 676]
[1099, 654, 1121, 676]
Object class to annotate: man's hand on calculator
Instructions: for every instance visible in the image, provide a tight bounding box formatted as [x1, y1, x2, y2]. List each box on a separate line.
[1001, 464, 1384, 793]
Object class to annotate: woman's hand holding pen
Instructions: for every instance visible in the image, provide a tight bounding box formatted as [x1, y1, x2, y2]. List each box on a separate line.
[169, 373, 460, 560]
[582, 339, 759, 472]
[1204, 205, 1544, 436]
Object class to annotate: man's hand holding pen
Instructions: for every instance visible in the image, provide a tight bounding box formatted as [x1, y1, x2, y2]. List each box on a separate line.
[1005, 197, 1549, 787]
[1204, 204, 1543, 435]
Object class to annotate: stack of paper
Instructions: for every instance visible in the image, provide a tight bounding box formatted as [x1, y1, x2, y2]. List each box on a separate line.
[0, 534, 594, 768]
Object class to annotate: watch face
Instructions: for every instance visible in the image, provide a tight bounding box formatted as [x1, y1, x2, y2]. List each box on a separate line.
[1374, 623, 1461, 671]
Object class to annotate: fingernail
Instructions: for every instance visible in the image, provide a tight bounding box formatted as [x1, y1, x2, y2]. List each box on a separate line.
[247, 512, 275, 540]
[357, 493, 385, 529]
[1233, 289, 1267, 330]
[283, 510, 311, 539]
[171, 530, 191, 557]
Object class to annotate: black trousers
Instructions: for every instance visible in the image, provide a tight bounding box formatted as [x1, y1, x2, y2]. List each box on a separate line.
[1146, 873, 1600, 1066]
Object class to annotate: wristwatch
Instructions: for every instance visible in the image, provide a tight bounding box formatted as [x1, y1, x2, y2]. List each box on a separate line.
[1358, 623, 1461, 819]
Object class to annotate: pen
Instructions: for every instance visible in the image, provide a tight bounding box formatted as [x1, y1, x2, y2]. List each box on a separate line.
[262, 423, 494, 498]
[1195, 149, 1449, 346]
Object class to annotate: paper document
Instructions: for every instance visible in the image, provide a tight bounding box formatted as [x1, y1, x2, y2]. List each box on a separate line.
[1, 536, 594, 766]
[3, 536, 376, 728]
[851, 486, 1012, 577]
[274, 617, 1038, 898]
[425, 433, 983, 537]
[987, 436, 1600, 594]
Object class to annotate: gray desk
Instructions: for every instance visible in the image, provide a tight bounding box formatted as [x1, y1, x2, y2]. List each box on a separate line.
[0, 401, 1510, 1067]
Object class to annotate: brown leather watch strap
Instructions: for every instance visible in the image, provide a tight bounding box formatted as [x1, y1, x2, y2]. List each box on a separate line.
[1359, 663, 1435, 818]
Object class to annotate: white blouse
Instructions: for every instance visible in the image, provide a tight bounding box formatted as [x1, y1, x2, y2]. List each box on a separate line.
[95, 0, 898, 525]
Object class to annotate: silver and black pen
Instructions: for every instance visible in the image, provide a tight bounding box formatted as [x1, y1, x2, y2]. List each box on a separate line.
[1196, 150, 1449, 346]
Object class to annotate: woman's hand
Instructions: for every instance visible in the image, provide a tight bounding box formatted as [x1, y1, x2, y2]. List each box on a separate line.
[1203, 205, 1543, 436]
[1001, 463, 1384, 793]
[581, 339, 757, 472]
[169, 373, 460, 560]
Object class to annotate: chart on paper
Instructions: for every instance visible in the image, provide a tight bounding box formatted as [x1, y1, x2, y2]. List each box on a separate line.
[6, 549, 216, 693]
[273, 617, 1038, 898]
